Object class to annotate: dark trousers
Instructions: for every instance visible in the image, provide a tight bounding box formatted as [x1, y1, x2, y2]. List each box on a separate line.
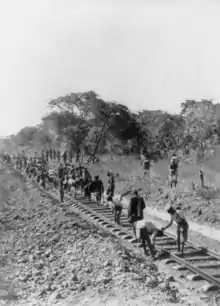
[130, 216, 155, 258]
[140, 228, 155, 258]
[130, 216, 142, 237]
[60, 189, 64, 202]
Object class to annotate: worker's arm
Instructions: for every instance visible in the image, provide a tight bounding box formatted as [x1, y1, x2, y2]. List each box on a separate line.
[161, 218, 173, 231]
[151, 230, 157, 246]
[119, 189, 131, 202]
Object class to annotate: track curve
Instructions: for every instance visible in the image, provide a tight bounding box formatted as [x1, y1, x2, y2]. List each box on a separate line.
[2, 160, 220, 295]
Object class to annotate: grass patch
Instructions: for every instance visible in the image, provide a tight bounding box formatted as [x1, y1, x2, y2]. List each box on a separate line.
[196, 186, 220, 201]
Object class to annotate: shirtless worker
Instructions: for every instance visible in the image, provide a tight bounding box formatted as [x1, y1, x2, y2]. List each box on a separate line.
[161, 204, 189, 255]
[169, 153, 179, 188]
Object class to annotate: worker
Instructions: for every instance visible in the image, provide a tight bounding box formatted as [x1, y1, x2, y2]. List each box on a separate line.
[134, 219, 163, 259]
[127, 190, 146, 242]
[162, 204, 189, 255]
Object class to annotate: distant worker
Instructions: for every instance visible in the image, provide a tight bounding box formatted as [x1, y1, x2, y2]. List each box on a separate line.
[68, 150, 73, 164]
[76, 149, 80, 165]
[142, 156, 150, 178]
[57, 150, 60, 162]
[106, 170, 115, 200]
[185, 144, 190, 155]
[49, 148, 53, 160]
[59, 176, 65, 203]
[62, 151, 67, 164]
[53, 149, 56, 161]
[169, 153, 179, 188]
[58, 163, 64, 179]
[46, 150, 49, 162]
[199, 169, 204, 188]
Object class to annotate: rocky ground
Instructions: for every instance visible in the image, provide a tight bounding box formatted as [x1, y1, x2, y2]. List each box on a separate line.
[0, 163, 211, 305]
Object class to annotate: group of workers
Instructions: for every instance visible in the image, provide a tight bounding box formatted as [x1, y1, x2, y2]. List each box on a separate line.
[2, 149, 188, 260]
[2, 151, 106, 206]
[127, 189, 188, 259]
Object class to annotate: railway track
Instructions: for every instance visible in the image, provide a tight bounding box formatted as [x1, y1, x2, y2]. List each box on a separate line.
[2, 161, 220, 298]
[69, 195, 220, 293]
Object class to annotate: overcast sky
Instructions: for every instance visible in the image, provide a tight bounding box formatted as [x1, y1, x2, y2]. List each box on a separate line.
[0, 0, 220, 136]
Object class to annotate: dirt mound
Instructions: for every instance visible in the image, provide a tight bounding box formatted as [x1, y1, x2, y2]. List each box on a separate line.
[0, 163, 197, 306]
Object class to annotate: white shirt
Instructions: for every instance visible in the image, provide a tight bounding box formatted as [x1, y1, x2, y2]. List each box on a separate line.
[134, 220, 157, 242]
[135, 220, 156, 232]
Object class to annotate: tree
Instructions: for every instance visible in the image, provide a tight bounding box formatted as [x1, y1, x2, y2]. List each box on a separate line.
[48, 91, 138, 155]
[10, 90, 220, 162]
[42, 111, 90, 152]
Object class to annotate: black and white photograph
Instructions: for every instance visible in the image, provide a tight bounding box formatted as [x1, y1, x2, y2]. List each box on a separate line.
[0, 0, 220, 305]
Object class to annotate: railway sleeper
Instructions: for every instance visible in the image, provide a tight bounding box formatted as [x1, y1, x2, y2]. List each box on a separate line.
[85, 206, 111, 214]
[83, 211, 93, 215]
[172, 265, 187, 271]
[195, 263, 220, 269]
[156, 236, 174, 241]
[91, 208, 111, 213]
[100, 215, 115, 220]
[159, 246, 194, 251]
[182, 256, 217, 262]
[88, 205, 107, 209]
[8, 163, 220, 293]
[173, 263, 220, 271]
[115, 231, 131, 237]
[111, 228, 121, 233]
[173, 250, 204, 257]
[90, 216, 100, 221]
[91, 210, 128, 221]
[129, 238, 138, 243]
[102, 223, 114, 228]
[156, 240, 177, 246]
[119, 235, 134, 241]
[98, 221, 109, 226]
[101, 213, 116, 217]
[187, 273, 220, 281]
[202, 283, 220, 293]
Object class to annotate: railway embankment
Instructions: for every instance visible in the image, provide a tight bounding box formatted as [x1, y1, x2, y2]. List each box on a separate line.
[86, 155, 220, 254]
[0, 163, 208, 306]
[110, 192, 220, 254]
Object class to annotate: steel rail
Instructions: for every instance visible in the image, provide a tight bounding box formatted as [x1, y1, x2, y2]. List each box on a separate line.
[69, 197, 220, 290]
[2, 160, 220, 291]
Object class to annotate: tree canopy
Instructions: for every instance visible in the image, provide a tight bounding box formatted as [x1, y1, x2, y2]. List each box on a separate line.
[7, 92, 220, 160]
